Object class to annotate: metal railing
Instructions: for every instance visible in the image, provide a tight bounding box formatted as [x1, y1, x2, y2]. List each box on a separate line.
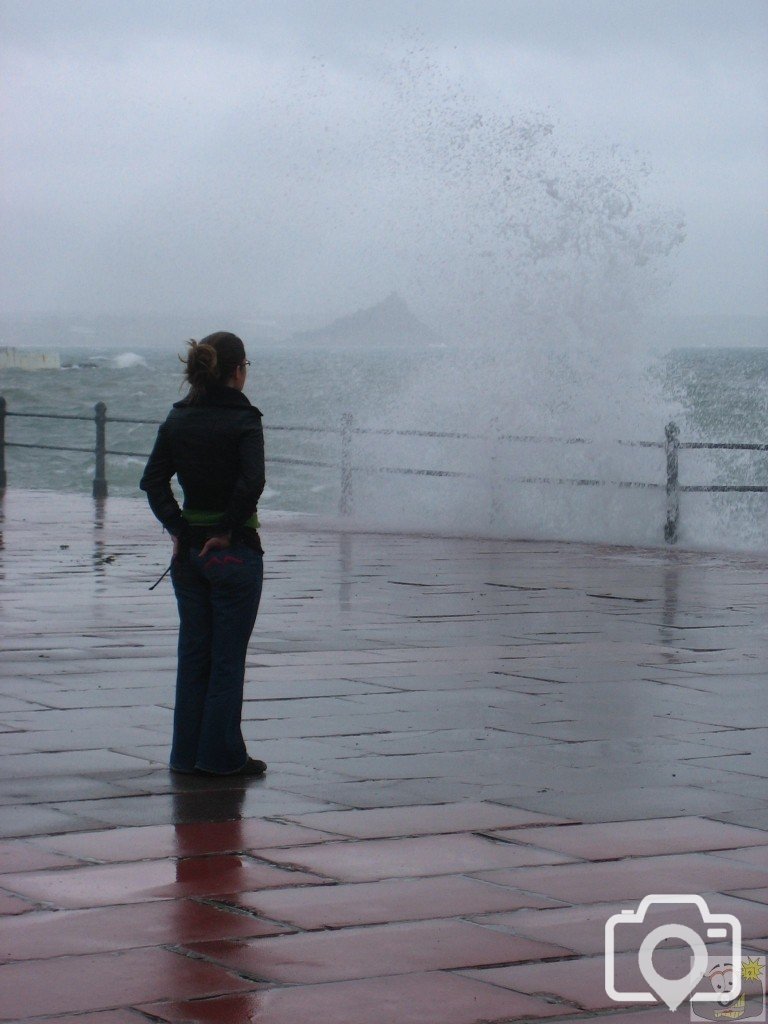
[0, 395, 765, 544]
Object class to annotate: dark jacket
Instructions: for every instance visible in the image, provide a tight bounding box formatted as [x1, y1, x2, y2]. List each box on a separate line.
[140, 385, 265, 540]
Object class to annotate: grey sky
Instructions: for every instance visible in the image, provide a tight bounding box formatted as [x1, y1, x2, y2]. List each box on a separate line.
[1, 0, 766, 324]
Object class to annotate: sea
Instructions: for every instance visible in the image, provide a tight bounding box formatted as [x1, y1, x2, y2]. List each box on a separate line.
[1, 337, 767, 551]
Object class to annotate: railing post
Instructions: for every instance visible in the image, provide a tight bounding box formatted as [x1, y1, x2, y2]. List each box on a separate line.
[664, 420, 679, 544]
[92, 402, 108, 499]
[339, 412, 353, 516]
[0, 396, 7, 491]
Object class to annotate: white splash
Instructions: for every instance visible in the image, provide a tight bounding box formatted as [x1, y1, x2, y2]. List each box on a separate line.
[327, 51, 689, 546]
[112, 352, 148, 369]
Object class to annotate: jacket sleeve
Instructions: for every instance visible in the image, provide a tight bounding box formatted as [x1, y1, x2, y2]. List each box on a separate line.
[217, 415, 266, 533]
[139, 423, 189, 538]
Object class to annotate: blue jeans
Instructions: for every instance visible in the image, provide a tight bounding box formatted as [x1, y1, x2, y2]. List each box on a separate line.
[169, 543, 263, 774]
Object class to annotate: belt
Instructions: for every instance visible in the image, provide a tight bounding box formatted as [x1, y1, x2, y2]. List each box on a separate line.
[185, 524, 263, 554]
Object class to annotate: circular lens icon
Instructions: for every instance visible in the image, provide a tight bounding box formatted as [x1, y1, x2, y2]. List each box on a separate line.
[637, 924, 709, 1010]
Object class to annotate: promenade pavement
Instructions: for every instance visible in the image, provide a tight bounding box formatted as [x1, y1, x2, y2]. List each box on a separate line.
[0, 488, 766, 1023]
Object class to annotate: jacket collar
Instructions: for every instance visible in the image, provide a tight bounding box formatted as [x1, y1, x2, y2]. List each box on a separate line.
[174, 385, 253, 409]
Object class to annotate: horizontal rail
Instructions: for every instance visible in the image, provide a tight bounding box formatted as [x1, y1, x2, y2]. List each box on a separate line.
[618, 439, 665, 449]
[681, 442, 768, 452]
[3, 407, 764, 452]
[6, 411, 93, 422]
[105, 416, 164, 425]
[355, 427, 482, 440]
[355, 428, 594, 444]
[348, 467, 665, 488]
[500, 433, 590, 445]
[6, 441, 94, 454]
[505, 475, 663, 489]
[105, 449, 153, 459]
[264, 456, 336, 469]
[681, 484, 768, 493]
[360, 465, 471, 479]
[269, 424, 338, 434]
[104, 450, 340, 471]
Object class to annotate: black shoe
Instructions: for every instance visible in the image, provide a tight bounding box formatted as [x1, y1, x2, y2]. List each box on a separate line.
[195, 757, 267, 778]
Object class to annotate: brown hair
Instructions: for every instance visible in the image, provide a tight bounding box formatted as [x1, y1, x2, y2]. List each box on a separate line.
[182, 331, 246, 398]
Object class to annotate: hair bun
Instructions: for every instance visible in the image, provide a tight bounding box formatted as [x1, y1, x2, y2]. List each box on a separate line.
[181, 332, 246, 397]
[183, 340, 218, 391]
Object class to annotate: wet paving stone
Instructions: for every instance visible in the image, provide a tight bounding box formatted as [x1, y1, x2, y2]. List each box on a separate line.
[46, 785, 341, 827]
[465, 891, 768, 954]
[0, 945, 258, 1020]
[459, 953, 636, 1012]
[12, 1013, 150, 1024]
[484, 816, 768, 860]
[0, 891, 40, 915]
[139, 971, 577, 1024]
[31, 817, 331, 863]
[281, 800, 570, 838]
[0, 854, 332, 909]
[0, 803, 109, 839]
[185, 918, 574, 984]
[0, 899, 294, 963]
[0, 773, 136, 807]
[259, 832, 578, 882]
[0, 490, 766, 1020]
[472, 851, 768, 903]
[0, 839, 85, 874]
[225, 873, 565, 929]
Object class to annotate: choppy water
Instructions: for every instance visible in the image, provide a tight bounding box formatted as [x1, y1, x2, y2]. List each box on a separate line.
[1, 343, 766, 550]
[1, 345, 428, 513]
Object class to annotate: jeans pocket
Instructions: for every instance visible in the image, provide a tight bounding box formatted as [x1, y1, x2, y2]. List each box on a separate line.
[200, 544, 261, 581]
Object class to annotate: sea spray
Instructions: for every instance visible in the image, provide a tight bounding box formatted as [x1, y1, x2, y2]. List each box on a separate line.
[111, 352, 148, 369]
[305, 49, 690, 545]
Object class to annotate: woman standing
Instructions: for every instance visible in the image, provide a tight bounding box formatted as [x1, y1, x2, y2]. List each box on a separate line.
[140, 332, 267, 776]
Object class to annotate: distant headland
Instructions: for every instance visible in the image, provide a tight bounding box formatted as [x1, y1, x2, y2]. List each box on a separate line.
[281, 293, 440, 348]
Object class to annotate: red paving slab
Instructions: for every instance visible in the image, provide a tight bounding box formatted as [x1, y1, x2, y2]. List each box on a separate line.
[552, 1011, 690, 1024]
[0, 945, 257, 1020]
[226, 873, 564, 929]
[282, 801, 571, 839]
[472, 851, 768, 903]
[186, 919, 574, 984]
[465, 892, 768, 955]
[15, 1013, 153, 1024]
[460, 954, 638, 1012]
[0, 891, 38, 915]
[140, 970, 578, 1023]
[0, 899, 293, 963]
[0, 839, 84, 874]
[0, 854, 330, 909]
[259, 832, 577, 882]
[707, 844, 768, 868]
[32, 817, 332, 863]
[464, 944, 768, 1013]
[488, 816, 768, 860]
[728, 886, 768, 904]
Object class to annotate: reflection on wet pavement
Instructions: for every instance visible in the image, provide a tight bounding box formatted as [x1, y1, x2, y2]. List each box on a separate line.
[0, 489, 766, 1022]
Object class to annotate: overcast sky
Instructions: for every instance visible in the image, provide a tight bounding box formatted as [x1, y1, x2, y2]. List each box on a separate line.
[1, 0, 766, 325]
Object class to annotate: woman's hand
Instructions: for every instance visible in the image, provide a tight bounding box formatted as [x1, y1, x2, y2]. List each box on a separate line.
[199, 532, 232, 558]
